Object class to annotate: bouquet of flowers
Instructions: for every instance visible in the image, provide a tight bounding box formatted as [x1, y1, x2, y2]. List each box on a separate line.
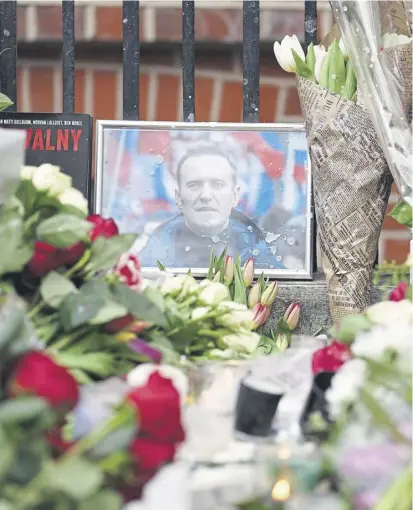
[310, 260, 412, 509]
[274, 26, 395, 320]
[0, 293, 186, 509]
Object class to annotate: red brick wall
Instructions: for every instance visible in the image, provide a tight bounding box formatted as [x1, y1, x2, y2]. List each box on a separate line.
[13, 2, 410, 264]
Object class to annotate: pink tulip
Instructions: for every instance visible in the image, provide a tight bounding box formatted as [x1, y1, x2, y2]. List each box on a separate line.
[224, 256, 234, 285]
[283, 303, 300, 331]
[252, 303, 271, 329]
[260, 281, 278, 307]
[248, 282, 261, 309]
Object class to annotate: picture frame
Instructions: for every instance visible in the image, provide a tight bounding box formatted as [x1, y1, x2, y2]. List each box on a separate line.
[94, 121, 314, 280]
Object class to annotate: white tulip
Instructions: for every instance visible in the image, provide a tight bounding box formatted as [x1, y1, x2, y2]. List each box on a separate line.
[32, 164, 71, 196]
[383, 33, 412, 49]
[366, 300, 413, 326]
[20, 165, 36, 180]
[127, 363, 188, 403]
[191, 307, 210, 320]
[161, 274, 198, 296]
[339, 38, 349, 60]
[273, 35, 305, 73]
[222, 330, 261, 354]
[217, 301, 254, 328]
[314, 44, 328, 83]
[58, 187, 89, 215]
[198, 282, 229, 306]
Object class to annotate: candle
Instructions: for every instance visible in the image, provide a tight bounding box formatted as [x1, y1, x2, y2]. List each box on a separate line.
[271, 478, 291, 510]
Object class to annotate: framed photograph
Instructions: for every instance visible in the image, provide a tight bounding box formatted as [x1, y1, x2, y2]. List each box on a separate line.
[95, 121, 313, 279]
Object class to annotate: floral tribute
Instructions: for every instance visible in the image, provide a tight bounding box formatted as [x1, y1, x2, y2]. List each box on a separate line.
[0, 296, 185, 509]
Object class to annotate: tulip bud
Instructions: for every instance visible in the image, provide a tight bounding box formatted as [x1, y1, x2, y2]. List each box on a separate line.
[275, 332, 289, 351]
[224, 256, 234, 285]
[283, 303, 300, 331]
[115, 331, 136, 343]
[242, 258, 254, 287]
[248, 282, 261, 309]
[213, 271, 222, 282]
[260, 281, 278, 307]
[251, 303, 271, 329]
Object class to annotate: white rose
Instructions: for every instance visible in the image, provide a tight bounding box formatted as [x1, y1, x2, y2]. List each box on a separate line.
[326, 359, 367, 418]
[58, 187, 89, 215]
[161, 274, 198, 296]
[366, 300, 413, 326]
[217, 301, 254, 328]
[191, 307, 210, 320]
[314, 44, 327, 82]
[127, 363, 188, 403]
[32, 164, 72, 196]
[273, 35, 305, 73]
[383, 33, 412, 48]
[198, 282, 229, 305]
[21, 165, 36, 180]
[222, 330, 260, 354]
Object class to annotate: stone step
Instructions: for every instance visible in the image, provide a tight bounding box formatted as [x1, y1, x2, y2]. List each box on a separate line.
[263, 273, 390, 337]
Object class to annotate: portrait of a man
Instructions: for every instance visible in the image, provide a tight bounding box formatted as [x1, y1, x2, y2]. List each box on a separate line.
[138, 144, 279, 268]
[98, 124, 312, 277]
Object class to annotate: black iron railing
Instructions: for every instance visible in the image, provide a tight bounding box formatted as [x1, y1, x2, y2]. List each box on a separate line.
[0, 0, 319, 269]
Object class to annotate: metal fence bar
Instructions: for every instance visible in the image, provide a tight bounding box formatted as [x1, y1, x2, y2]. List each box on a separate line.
[0, 0, 17, 111]
[122, 0, 140, 120]
[242, 0, 260, 122]
[304, 1, 318, 272]
[182, 0, 195, 122]
[62, 0, 75, 113]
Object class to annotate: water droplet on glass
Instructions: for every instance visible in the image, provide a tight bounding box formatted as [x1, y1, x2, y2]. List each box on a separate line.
[270, 246, 278, 255]
[156, 155, 164, 164]
[252, 248, 259, 256]
[269, 265, 274, 269]
[211, 236, 219, 243]
[254, 17, 259, 23]
[265, 231, 279, 243]
[186, 113, 195, 122]
[251, 103, 256, 109]
[123, 18, 128, 24]
[247, 225, 253, 231]
[331, 73, 337, 80]
[276, 256, 282, 262]
[343, 5, 348, 11]
[304, 18, 316, 34]
[243, 78, 248, 86]
[3, 29, 10, 37]
[287, 237, 296, 246]
[185, 246, 191, 252]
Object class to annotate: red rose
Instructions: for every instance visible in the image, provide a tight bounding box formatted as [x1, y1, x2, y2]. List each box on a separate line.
[127, 372, 185, 444]
[312, 341, 351, 375]
[130, 437, 176, 477]
[389, 282, 409, 302]
[28, 241, 86, 277]
[8, 351, 79, 412]
[87, 214, 119, 242]
[113, 253, 142, 290]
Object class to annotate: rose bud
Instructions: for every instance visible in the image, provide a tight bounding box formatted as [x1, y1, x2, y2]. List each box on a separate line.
[283, 303, 300, 331]
[275, 332, 289, 351]
[87, 214, 119, 242]
[251, 303, 271, 329]
[260, 281, 278, 307]
[389, 282, 409, 302]
[104, 313, 135, 333]
[126, 371, 185, 443]
[248, 282, 261, 309]
[8, 351, 79, 412]
[311, 341, 351, 375]
[113, 253, 142, 290]
[242, 258, 254, 287]
[213, 270, 222, 282]
[224, 256, 234, 285]
[27, 241, 61, 278]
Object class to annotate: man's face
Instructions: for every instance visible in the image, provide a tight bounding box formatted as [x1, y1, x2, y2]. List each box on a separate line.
[176, 153, 240, 236]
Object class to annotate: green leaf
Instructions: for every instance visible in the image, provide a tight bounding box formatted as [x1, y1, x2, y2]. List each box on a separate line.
[215, 248, 227, 274]
[292, 49, 315, 81]
[233, 264, 247, 305]
[0, 211, 24, 277]
[0, 306, 25, 351]
[169, 321, 204, 351]
[88, 301, 128, 325]
[0, 501, 13, 510]
[36, 214, 92, 248]
[207, 250, 216, 280]
[112, 282, 168, 328]
[328, 39, 346, 95]
[389, 200, 412, 228]
[69, 369, 93, 384]
[143, 286, 166, 312]
[53, 351, 114, 376]
[40, 271, 77, 308]
[59, 279, 108, 331]
[80, 490, 123, 510]
[50, 456, 103, 500]
[0, 397, 48, 424]
[157, 260, 166, 271]
[0, 92, 13, 111]
[89, 426, 136, 459]
[87, 234, 136, 273]
[328, 314, 372, 343]
[306, 42, 316, 73]
[0, 427, 14, 479]
[344, 60, 357, 100]
[319, 46, 331, 88]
